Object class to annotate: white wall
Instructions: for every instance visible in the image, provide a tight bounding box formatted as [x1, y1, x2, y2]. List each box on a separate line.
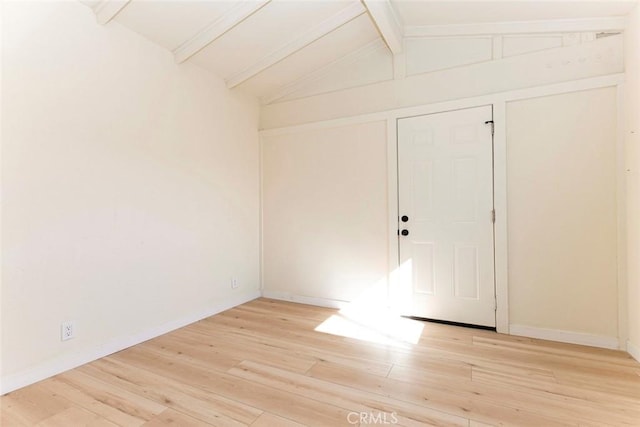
[263, 28, 616, 111]
[261, 121, 388, 304]
[261, 34, 623, 129]
[506, 88, 619, 341]
[260, 87, 621, 346]
[259, 30, 623, 347]
[625, 4, 640, 361]
[1, 1, 260, 392]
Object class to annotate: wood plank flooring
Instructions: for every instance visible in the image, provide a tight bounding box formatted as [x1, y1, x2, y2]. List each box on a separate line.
[2, 298, 640, 426]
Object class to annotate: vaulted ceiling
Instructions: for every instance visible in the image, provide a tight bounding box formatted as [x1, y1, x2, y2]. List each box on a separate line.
[82, 0, 637, 105]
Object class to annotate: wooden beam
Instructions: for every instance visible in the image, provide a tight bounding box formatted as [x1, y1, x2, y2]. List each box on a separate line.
[93, 0, 131, 25]
[405, 17, 626, 37]
[361, 0, 403, 54]
[226, 2, 366, 89]
[173, 0, 271, 64]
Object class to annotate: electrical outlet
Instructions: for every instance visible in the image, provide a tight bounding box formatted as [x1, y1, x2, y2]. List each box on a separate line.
[61, 321, 75, 341]
[231, 277, 239, 289]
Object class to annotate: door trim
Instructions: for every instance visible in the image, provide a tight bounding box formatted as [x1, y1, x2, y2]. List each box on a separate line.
[492, 102, 509, 334]
[386, 118, 400, 308]
[387, 104, 509, 334]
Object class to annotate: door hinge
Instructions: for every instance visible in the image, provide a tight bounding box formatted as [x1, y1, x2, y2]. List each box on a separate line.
[491, 209, 496, 223]
[494, 298, 497, 311]
[484, 120, 494, 136]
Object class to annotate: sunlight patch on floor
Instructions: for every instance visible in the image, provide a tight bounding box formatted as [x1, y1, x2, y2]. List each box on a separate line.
[315, 312, 423, 347]
[314, 272, 424, 347]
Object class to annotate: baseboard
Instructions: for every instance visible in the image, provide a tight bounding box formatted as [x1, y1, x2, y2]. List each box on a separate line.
[627, 339, 640, 362]
[0, 290, 261, 395]
[509, 324, 620, 350]
[261, 290, 350, 310]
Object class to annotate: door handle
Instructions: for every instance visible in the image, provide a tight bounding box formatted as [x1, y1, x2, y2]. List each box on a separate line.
[401, 229, 409, 236]
[401, 215, 409, 222]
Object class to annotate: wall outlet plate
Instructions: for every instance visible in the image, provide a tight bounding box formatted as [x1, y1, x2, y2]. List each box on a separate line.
[231, 277, 239, 289]
[61, 321, 75, 341]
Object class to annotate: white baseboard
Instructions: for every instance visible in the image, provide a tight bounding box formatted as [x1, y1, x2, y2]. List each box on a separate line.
[0, 290, 260, 395]
[509, 324, 620, 350]
[627, 339, 640, 362]
[261, 290, 349, 310]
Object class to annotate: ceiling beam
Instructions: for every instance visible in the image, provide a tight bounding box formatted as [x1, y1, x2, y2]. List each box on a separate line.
[174, 0, 271, 64]
[93, 0, 131, 25]
[404, 17, 627, 37]
[226, 2, 366, 89]
[361, 0, 403, 54]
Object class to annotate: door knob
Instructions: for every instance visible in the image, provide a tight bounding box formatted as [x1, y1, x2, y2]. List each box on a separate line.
[401, 229, 409, 236]
[401, 215, 409, 222]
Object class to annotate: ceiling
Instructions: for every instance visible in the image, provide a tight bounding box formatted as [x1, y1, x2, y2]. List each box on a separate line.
[84, 0, 638, 103]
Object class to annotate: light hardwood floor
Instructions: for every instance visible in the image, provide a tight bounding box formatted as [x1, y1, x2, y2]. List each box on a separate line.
[2, 298, 640, 426]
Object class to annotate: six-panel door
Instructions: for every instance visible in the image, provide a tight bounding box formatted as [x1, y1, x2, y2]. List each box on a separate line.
[397, 106, 496, 327]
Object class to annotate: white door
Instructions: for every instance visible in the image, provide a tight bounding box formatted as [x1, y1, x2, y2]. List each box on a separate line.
[396, 106, 495, 327]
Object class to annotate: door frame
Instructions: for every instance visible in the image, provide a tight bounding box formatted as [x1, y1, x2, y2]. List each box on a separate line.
[393, 105, 498, 328]
[387, 103, 509, 333]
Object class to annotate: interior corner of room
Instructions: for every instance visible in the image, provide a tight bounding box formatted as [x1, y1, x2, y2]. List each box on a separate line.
[1, 0, 640, 398]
